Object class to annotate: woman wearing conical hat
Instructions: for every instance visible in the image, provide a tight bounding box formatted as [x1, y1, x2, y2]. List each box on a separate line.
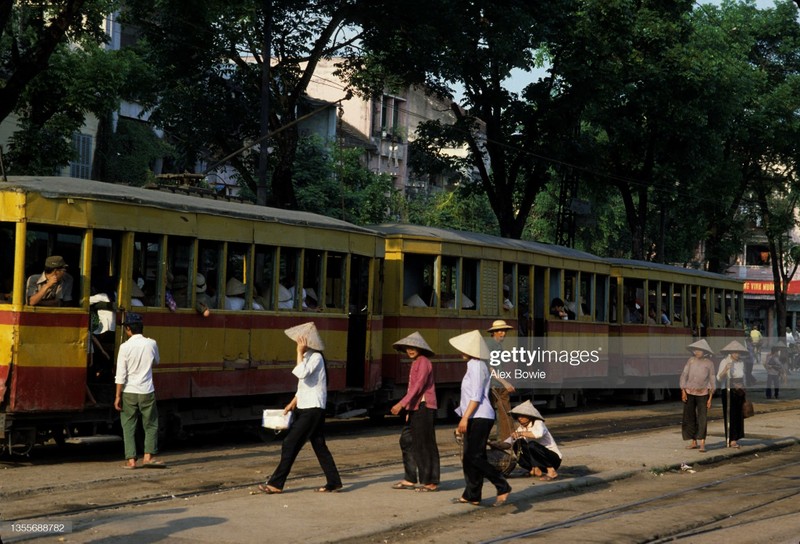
[259, 322, 342, 494]
[493, 400, 562, 481]
[680, 339, 716, 452]
[450, 330, 511, 507]
[389, 332, 440, 492]
[717, 341, 748, 448]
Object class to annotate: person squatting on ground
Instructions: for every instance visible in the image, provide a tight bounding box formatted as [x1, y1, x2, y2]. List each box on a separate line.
[390, 332, 441, 492]
[451, 330, 511, 507]
[493, 400, 562, 481]
[114, 313, 164, 469]
[259, 322, 342, 494]
[680, 339, 716, 453]
[716, 341, 748, 449]
[486, 320, 516, 441]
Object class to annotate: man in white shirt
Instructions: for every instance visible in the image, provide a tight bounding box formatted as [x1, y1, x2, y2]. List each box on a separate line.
[114, 313, 163, 469]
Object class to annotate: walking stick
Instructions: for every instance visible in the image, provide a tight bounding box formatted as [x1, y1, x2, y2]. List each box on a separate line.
[724, 369, 730, 448]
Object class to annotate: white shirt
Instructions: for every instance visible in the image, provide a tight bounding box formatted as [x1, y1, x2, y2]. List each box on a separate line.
[505, 419, 562, 459]
[115, 333, 160, 394]
[225, 297, 245, 310]
[293, 350, 327, 409]
[716, 355, 744, 381]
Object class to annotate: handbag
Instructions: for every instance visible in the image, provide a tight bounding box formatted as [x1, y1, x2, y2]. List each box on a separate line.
[742, 399, 755, 419]
[262, 409, 293, 430]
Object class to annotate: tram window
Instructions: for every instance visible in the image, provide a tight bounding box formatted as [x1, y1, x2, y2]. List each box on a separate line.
[198, 241, 222, 310]
[303, 250, 323, 310]
[325, 252, 345, 310]
[622, 279, 644, 324]
[713, 290, 725, 328]
[24, 225, 83, 306]
[91, 230, 122, 303]
[661, 283, 673, 325]
[549, 269, 562, 304]
[403, 253, 435, 307]
[564, 271, 578, 318]
[350, 255, 370, 315]
[439, 256, 458, 309]
[0, 223, 15, 304]
[518, 265, 530, 336]
[609, 281, 618, 323]
[279, 247, 302, 310]
[502, 263, 515, 311]
[166, 236, 194, 309]
[580, 273, 593, 320]
[225, 242, 250, 310]
[673, 284, 686, 326]
[373, 258, 384, 314]
[462, 258, 478, 310]
[254, 245, 276, 310]
[595, 274, 608, 322]
[134, 233, 162, 306]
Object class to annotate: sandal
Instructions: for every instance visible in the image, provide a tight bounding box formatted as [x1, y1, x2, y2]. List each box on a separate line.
[391, 482, 417, 490]
[316, 485, 343, 493]
[540, 474, 558, 482]
[452, 497, 480, 506]
[493, 492, 510, 507]
[257, 483, 282, 494]
[415, 485, 438, 493]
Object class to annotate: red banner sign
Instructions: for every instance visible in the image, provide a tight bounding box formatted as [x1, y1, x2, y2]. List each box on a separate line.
[744, 280, 800, 295]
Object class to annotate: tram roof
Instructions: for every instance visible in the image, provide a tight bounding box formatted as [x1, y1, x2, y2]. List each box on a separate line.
[606, 258, 743, 286]
[371, 223, 607, 263]
[1, 176, 378, 236]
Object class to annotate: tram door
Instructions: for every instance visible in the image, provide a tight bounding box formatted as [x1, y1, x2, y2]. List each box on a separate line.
[88, 230, 123, 403]
[346, 256, 370, 389]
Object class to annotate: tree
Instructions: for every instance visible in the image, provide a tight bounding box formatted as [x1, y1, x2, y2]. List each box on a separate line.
[348, 0, 577, 239]
[0, 0, 115, 125]
[123, 0, 374, 208]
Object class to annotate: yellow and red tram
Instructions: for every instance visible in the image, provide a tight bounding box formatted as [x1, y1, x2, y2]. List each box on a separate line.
[0, 177, 384, 452]
[0, 177, 746, 453]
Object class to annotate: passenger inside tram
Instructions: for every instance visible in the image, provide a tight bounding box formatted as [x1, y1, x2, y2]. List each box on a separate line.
[224, 278, 246, 310]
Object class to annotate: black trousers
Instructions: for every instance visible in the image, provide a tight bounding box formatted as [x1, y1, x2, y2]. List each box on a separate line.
[399, 405, 441, 485]
[518, 440, 562, 472]
[720, 388, 745, 442]
[682, 394, 709, 440]
[461, 417, 511, 502]
[268, 407, 341, 490]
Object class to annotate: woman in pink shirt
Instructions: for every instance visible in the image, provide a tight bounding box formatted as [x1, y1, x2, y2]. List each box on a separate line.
[390, 332, 440, 492]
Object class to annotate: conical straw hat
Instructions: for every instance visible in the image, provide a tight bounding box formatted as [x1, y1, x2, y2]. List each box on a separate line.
[720, 340, 748, 354]
[284, 322, 325, 351]
[279, 284, 293, 302]
[393, 331, 434, 356]
[404, 294, 427, 307]
[131, 283, 145, 297]
[687, 338, 713, 355]
[461, 293, 475, 309]
[226, 277, 246, 296]
[448, 330, 489, 360]
[509, 400, 544, 421]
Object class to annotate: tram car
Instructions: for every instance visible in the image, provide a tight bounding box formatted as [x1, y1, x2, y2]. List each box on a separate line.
[372, 225, 745, 412]
[0, 176, 745, 454]
[0, 176, 384, 453]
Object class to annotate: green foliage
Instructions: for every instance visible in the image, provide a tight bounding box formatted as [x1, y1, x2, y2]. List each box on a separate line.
[405, 185, 499, 235]
[103, 118, 174, 186]
[293, 136, 401, 225]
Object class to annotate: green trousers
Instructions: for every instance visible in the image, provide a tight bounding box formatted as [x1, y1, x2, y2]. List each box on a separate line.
[120, 391, 159, 460]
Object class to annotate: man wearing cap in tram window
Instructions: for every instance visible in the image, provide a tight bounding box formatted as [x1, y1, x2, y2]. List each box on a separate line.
[26, 255, 74, 307]
[486, 320, 516, 441]
[390, 331, 440, 492]
[114, 313, 164, 469]
[680, 339, 716, 453]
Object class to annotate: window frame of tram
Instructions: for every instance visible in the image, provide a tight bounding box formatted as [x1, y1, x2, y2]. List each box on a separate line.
[461, 258, 479, 311]
[440, 255, 458, 310]
[23, 224, 85, 307]
[502, 262, 516, 314]
[133, 233, 162, 307]
[254, 245, 277, 310]
[402, 253, 436, 308]
[0, 222, 16, 304]
[278, 247, 303, 311]
[166, 236, 196, 310]
[198, 240, 223, 310]
[225, 241, 253, 310]
[350, 254, 371, 315]
[325, 251, 346, 311]
[595, 274, 609, 322]
[622, 278, 645, 324]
